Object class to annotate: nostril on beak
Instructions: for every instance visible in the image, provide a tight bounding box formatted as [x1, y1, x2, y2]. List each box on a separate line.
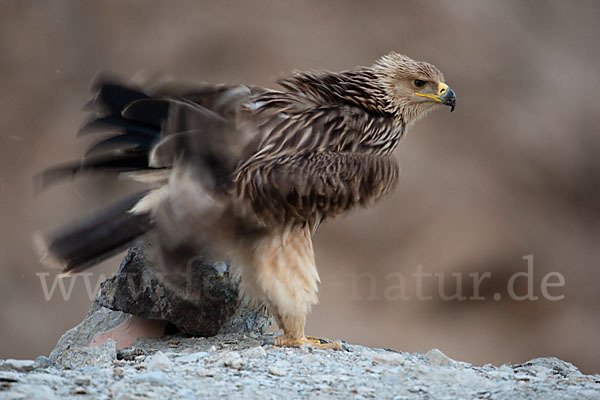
[439, 87, 446, 95]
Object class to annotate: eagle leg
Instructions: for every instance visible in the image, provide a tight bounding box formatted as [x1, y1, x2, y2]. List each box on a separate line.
[266, 312, 343, 349]
[240, 224, 344, 349]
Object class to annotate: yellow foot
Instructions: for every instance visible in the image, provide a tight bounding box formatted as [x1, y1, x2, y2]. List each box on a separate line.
[266, 334, 345, 350]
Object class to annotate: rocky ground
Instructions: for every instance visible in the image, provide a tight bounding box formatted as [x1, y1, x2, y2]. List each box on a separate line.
[3, 244, 600, 399]
[1, 332, 600, 400]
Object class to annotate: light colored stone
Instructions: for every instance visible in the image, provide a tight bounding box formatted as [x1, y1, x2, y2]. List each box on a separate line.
[268, 365, 287, 376]
[49, 303, 130, 361]
[367, 350, 406, 366]
[301, 354, 319, 364]
[73, 386, 87, 394]
[218, 351, 247, 370]
[4, 384, 57, 400]
[196, 367, 216, 377]
[242, 346, 266, 358]
[130, 371, 168, 384]
[426, 348, 455, 367]
[0, 359, 35, 372]
[27, 373, 68, 387]
[176, 351, 210, 363]
[144, 351, 172, 370]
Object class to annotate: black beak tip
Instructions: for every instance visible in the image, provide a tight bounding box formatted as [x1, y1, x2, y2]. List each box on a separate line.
[441, 88, 456, 112]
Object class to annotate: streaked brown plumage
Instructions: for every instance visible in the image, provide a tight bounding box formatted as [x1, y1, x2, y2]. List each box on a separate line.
[36, 52, 456, 348]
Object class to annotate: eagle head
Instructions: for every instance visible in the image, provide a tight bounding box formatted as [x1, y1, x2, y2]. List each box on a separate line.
[373, 52, 456, 126]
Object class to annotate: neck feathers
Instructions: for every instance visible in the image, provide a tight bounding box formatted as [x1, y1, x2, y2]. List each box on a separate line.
[277, 69, 393, 117]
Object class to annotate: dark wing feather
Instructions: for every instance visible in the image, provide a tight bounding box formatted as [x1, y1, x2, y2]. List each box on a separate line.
[84, 132, 156, 157]
[36, 150, 156, 189]
[37, 191, 153, 272]
[78, 115, 160, 138]
[149, 100, 241, 179]
[121, 98, 171, 127]
[90, 79, 150, 114]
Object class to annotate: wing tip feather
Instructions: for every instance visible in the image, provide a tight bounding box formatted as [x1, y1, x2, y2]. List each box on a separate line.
[32, 231, 68, 271]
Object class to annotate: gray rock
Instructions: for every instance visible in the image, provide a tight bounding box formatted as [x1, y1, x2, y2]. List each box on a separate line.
[73, 376, 91, 386]
[49, 300, 130, 362]
[51, 339, 117, 369]
[26, 373, 67, 387]
[0, 371, 20, 384]
[0, 359, 35, 372]
[513, 357, 582, 378]
[97, 242, 272, 336]
[2, 383, 57, 400]
[129, 371, 168, 384]
[48, 242, 271, 363]
[2, 333, 599, 399]
[33, 356, 54, 369]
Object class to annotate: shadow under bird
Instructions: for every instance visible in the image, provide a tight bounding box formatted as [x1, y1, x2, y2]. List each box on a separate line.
[36, 52, 456, 349]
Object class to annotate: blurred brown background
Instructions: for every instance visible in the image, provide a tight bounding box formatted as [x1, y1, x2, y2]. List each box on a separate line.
[1, 0, 599, 373]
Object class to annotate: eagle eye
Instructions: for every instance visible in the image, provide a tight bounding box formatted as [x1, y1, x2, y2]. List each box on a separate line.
[413, 79, 426, 88]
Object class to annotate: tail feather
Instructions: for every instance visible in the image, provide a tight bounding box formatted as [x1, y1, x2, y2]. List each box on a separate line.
[84, 132, 156, 157]
[91, 80, 150, 114]
[78, 115, 160, 137]
[35, 191, 154, 273]
[121, 98, 171, 127]
[36, 151, 158, 189]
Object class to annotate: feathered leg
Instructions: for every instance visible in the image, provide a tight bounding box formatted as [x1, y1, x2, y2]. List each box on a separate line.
[238, 224, 342, 349]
